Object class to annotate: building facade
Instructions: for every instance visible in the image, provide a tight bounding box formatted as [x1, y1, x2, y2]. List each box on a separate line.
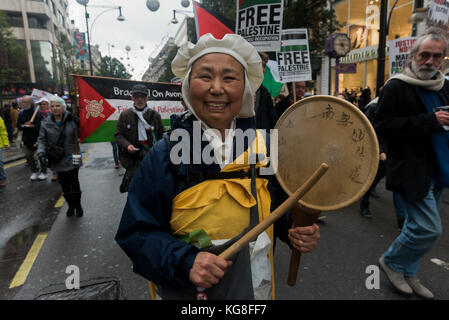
[319, 0, 429, 96]
[0, 0, 71, 87]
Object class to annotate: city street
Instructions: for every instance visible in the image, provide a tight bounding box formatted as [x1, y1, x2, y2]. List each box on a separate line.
[0, 142, 448, 300]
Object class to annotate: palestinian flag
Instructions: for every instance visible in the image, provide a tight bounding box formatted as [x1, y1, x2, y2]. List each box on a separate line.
[193, 1, 234, 39]
[263, 60, 283, 98]
[75, 75, 184, 143]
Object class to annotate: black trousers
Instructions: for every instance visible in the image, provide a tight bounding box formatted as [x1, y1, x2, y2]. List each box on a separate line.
[57, 169, 81, 194]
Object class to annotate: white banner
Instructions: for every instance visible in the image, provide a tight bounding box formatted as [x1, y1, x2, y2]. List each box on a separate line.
[30, 89, 55, 102]
[236, 0, 283, 52]
[388, 36, 416, 76]
[428, 0, 449, 25]
[276, 28, 312, 83]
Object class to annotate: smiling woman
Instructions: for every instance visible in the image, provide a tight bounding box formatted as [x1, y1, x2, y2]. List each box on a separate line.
[115, 33, 321, 300]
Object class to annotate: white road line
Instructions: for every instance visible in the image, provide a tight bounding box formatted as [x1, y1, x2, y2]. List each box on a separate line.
[430, 258, 449, 271]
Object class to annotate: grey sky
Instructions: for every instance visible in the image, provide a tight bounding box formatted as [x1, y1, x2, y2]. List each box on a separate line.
[67, 0, 194, 80]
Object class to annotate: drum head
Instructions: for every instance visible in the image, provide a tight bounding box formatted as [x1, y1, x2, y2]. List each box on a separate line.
[274, 95, 379, 211]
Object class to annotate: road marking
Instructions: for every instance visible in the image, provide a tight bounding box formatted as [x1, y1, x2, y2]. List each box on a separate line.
[431, 258, 449, 271]
[5, 159, 26, 169]
[54, 194, 65, 208]
[9, 232, 49, 289]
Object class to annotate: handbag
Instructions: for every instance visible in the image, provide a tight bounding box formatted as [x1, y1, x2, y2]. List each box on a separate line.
[46, 122, 66, 164]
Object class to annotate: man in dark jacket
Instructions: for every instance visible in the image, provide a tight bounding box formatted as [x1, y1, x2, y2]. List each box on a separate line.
[17, 96, 43, 181]
[114, 84, 164, 193]
[274, 81, 306, 119]
[374, 28, 449, 300]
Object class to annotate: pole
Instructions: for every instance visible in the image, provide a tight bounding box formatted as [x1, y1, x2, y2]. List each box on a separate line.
[376, 0, 388, 97]
[84, 4, 93, 76]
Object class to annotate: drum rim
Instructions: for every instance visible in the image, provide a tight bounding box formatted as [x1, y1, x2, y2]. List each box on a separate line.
[274, 95, 380, 212]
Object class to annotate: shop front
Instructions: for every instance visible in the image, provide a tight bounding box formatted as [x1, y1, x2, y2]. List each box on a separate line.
[331, 0, 414, 99]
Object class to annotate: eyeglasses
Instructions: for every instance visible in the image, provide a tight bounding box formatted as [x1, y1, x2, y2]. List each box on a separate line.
[417, 51, 444, 61]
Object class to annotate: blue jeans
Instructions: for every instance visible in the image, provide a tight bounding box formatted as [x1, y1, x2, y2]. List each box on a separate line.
[382, 182, 443, 277]
[393, 192, 407, 222]
[111, 142, 119, 163]
[0, 148, 6, 182]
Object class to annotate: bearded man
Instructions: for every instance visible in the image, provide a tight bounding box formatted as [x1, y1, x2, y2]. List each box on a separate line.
[374, 28, 449, 299]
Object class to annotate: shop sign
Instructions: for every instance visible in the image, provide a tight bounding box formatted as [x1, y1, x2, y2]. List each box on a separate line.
[389, 36, 417, 75]
[339, 45, 379, 64]
[336, 63, 357, 74]
[276, 28, 312, 82]
[428, 0, 449, 25]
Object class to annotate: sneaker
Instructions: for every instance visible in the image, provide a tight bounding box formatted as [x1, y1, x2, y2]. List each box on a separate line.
[360, 206, 373, 219]
[378, 256, 413, 295]
[405, 277, 434, 300]
[38, 172, 48, 181]
[30, 172, 39, 181]
[115, 162, 120, 169]
[0, 180, 6, 188]
[371, 189, 381, 198]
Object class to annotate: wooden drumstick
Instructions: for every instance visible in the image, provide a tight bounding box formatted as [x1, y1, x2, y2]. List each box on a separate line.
[219, 163, 328, 261]
[287, 204, 320, 286]
[30, 106, 40, 123]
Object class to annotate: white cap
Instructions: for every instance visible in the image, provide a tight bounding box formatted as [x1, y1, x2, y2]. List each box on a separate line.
[171, 33, 264, 119]
[36, 97, 49, 104]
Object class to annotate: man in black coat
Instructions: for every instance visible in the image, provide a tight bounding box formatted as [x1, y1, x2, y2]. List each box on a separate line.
[255, 52, 278, 130]
[17, 96, 43, 181]
[374, 28, 449, 300]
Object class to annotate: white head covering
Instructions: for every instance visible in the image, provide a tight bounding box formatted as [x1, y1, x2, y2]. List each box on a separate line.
[171, 33, 264, 121]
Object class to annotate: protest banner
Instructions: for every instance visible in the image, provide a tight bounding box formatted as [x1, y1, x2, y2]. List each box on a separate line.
[276, 28, 312, 83]
[236, 0, 283, 52]
[428, 0, 449, 25]
[388, 36, 416, 76]
[74, 75, 184, 143]
[30, 88, 54, 102]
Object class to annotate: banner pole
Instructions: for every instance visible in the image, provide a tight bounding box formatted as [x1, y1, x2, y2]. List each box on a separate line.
[73, 75, 79, 155]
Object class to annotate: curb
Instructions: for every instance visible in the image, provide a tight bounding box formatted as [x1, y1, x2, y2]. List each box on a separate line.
[4, 154, 26, 164]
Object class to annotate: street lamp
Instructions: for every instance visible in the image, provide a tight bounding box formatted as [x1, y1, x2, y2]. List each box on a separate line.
[376, 0, 399, 96]
[170, 9, 193, 24]
[75, 0, 125, 75]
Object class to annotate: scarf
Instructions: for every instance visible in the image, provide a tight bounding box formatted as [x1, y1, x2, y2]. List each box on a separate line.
[389, 66, 445, 91]
[132, 105, 152, 142]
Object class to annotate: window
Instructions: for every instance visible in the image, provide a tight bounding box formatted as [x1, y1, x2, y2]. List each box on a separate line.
[57, 10, 64, 26]
[27, 14, 48, 30]
[5, 12, 24, 28]
[50, 0, 56, 15]
[31, 40, 56, 85]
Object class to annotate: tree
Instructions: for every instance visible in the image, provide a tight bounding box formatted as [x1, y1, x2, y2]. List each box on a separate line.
[283, 0, 342, 58]
[55, 32, 79, 90]
[157, 46, 179, 83]
[96, 56, 131, 79]
[0, 11, 28, 86]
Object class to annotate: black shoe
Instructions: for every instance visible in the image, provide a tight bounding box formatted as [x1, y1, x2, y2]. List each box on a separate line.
[63, 193, 75, 217]
[73, 191, 84, 217]
[360, 204, 373, 219]
[76, 206, 84, 217]
[371, 189, 380, 198]
[66, 207, 75, 217]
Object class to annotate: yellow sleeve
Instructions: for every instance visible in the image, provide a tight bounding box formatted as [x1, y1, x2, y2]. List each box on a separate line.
[0, 117, 10, 148]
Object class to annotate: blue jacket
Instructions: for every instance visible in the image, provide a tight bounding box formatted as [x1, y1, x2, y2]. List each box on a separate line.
[115, 113, 292, 288]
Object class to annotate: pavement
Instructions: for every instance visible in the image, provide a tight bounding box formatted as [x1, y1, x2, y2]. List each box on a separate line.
[12, 142, 150, 300]
[7, 141, 449, 301]
[3, 142, 26, 164]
